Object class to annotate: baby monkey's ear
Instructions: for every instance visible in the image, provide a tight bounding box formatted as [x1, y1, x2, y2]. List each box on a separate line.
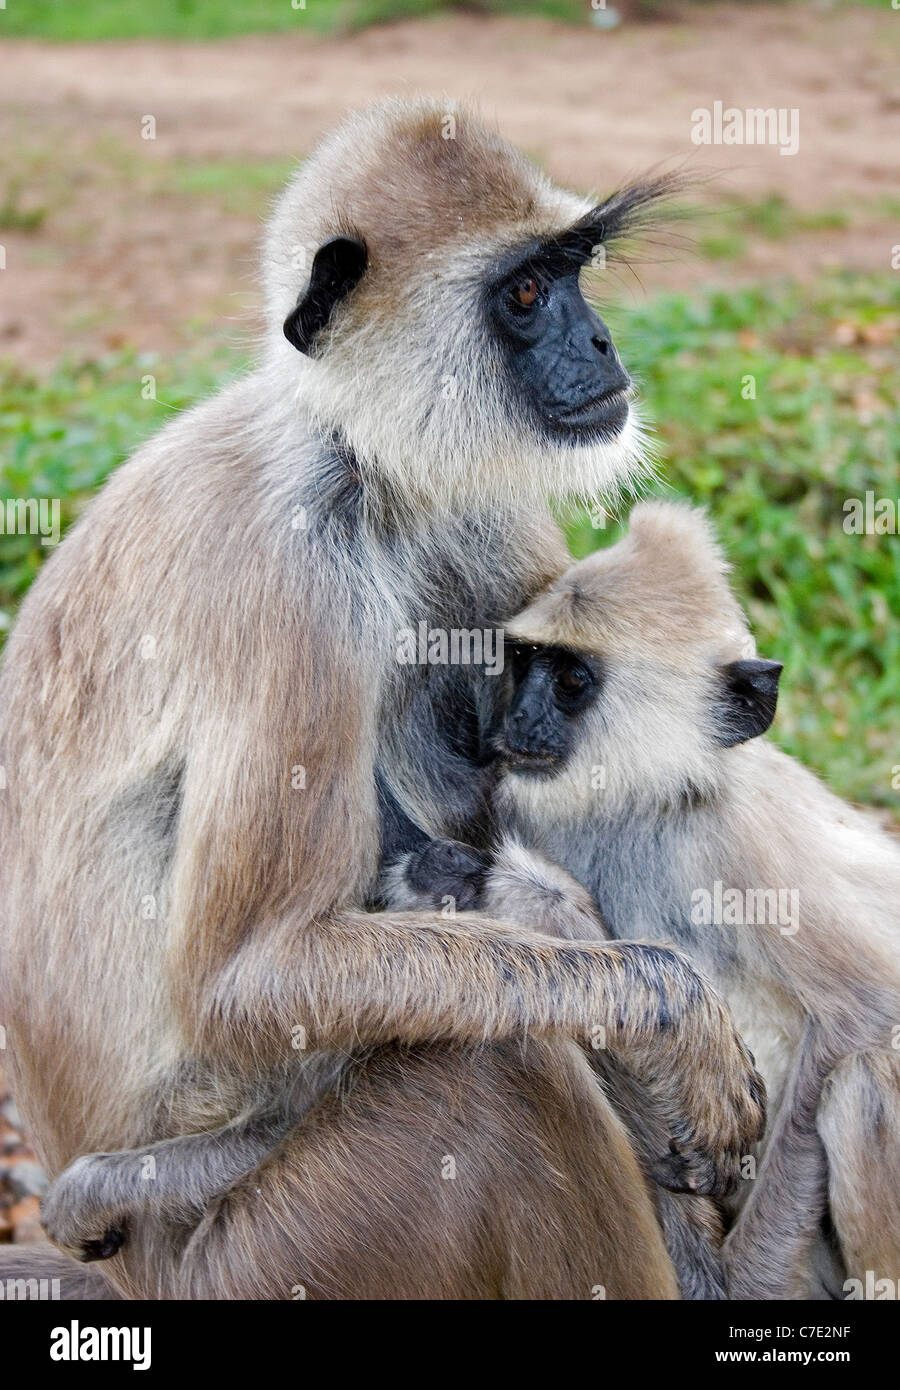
[713, 658, 783, 747]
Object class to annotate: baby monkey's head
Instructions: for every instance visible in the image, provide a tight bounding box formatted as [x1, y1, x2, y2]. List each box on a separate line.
[497, 501, 782, 820]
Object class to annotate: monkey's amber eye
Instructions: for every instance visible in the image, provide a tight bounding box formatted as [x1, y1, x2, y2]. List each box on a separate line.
[513, 278, 539, 307]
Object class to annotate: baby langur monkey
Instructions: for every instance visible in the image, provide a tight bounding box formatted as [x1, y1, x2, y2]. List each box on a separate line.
[395, 501, 900, 1300]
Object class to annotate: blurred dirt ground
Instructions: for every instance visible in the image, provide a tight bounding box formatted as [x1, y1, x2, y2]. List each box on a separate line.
[1, 4, 899, 367]
[0, 1066, 45, 1246]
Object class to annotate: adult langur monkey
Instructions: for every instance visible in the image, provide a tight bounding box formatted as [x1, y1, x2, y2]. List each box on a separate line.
[0, 98, 763, 1300]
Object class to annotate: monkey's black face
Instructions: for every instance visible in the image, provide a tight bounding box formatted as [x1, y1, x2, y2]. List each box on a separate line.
[499, 643, 601, 775]
[488, 260, 630, 442]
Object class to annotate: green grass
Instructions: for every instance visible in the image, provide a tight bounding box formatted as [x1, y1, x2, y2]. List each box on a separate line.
[0, 179, 48, 233]
[166, 157, 300, 215]
[696, 195, 857, 264]
[2, 273, 898, 812]
[0, 0, 851, 42]
[1, 0, 328, 39]
[0, 142, 299, 232]
[0, 0, 585, 41]
[729, 194, 851, 241]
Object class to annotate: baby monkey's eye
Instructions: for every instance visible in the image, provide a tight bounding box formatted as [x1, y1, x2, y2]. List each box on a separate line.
[556, 666, 587, 695]
[512, 277, 539, 308]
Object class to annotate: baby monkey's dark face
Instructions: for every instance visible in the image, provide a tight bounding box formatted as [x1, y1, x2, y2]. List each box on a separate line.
[499, 643, 601, 775]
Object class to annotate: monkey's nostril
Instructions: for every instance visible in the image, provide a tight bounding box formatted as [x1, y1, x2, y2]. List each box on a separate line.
[592, 336, 609, 356]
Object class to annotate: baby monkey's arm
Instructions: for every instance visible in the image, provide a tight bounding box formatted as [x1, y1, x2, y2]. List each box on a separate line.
[42, 1056, 350, 1264]
[42, 1109, 294, 1263]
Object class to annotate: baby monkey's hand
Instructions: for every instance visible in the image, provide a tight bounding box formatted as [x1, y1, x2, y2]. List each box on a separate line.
[383, 837, 490, 912]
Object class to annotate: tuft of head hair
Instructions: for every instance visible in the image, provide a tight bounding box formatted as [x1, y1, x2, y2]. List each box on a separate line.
[508, 499, 752, 668]
[262, 97, 680, 514]
[562, 171, 689, 265]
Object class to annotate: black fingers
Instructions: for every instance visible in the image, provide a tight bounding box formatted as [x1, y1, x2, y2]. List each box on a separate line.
[78, 1227, 126, 1263]
[406, 838, 490, 911]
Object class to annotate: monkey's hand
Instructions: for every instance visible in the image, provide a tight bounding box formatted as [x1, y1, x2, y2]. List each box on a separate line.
[480, 842, 765, 1196]
[381, 837, 490, 912]
[41, 1154, 127, 1263]
[633, 974, 767, 1201]
[384, 838, 765, 1194]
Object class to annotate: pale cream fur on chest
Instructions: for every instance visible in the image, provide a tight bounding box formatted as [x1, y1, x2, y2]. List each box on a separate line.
[727, 978, 805, 1147]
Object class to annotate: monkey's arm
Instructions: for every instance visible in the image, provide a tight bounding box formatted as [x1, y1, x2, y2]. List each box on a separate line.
[41, 1110, 294, 1263]
[817, 1048, 900, 1285]
[386, 837, 730, 1298]
[46, 912, 761, 1265]
[195, 904, 763, 1201]
[377, 838, 764, 1196]
[723, 1020, 831, 1299]
[41, 1050, 356, 1265]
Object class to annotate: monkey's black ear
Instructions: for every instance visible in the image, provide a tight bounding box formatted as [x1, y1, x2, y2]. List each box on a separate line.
[713, 658, 783, 747]
[283, 236, 368, 355]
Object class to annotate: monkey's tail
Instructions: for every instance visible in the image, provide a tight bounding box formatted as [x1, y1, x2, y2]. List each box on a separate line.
[0, 1241, 123, 1299]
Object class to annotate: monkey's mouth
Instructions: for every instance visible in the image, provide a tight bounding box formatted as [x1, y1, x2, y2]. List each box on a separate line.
[501, 748, 561, 777]
[544, 389, 629, 438]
